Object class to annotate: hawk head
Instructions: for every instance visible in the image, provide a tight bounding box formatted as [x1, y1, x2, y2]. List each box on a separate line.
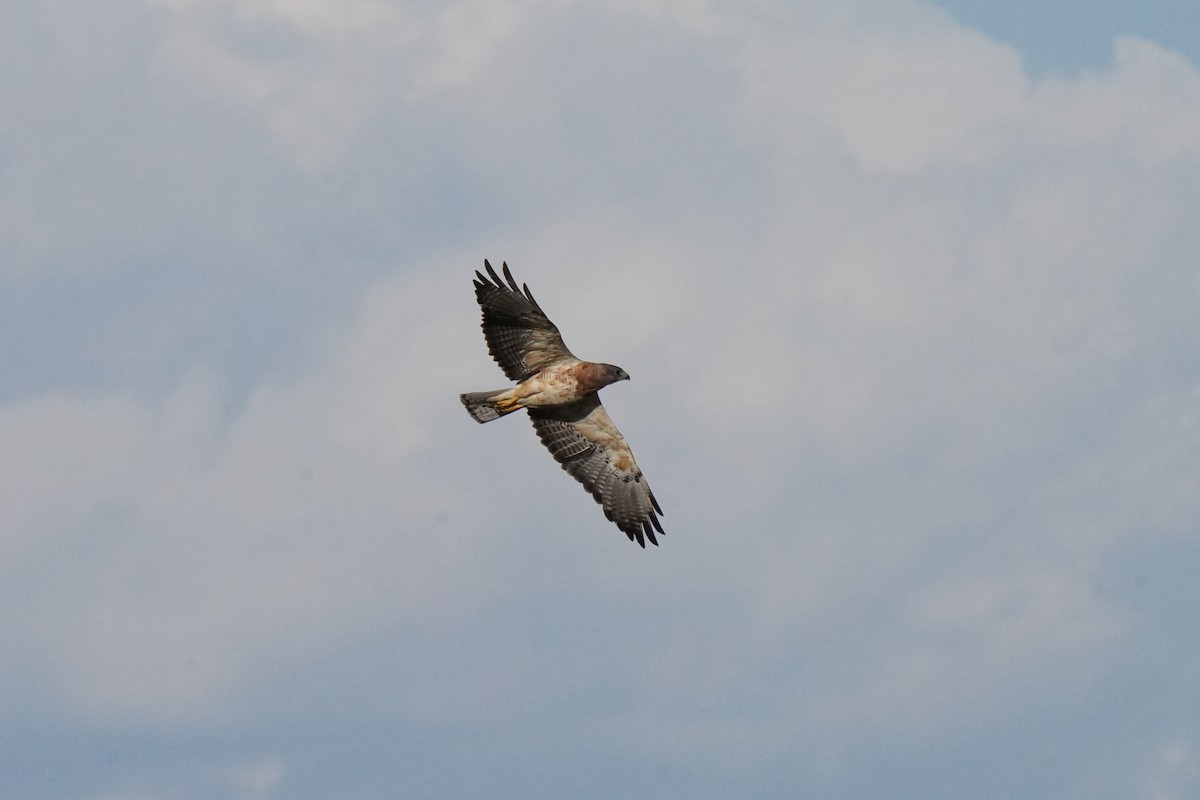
[600, 364, 631, 385]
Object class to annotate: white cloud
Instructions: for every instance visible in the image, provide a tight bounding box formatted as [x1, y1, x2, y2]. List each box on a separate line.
[1145, 740, 1200, 800]
[0, 393, 147, 557]
[4, 0, 1200, 796]
[137, 0, 553, 172]
[738, 3, 1029, 173]
[228, 757, 285, 795]
[2, 268, 506, 723]
[1031, 37, 1200, 163]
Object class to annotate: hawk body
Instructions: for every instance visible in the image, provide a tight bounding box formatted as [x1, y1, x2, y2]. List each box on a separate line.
[460, 261, 664, 547]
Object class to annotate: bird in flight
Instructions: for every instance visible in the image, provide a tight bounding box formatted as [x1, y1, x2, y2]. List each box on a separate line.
[460, 260, 665, 547]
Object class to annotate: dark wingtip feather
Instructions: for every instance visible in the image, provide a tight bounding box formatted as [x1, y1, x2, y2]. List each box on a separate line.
[522, 283, 547, 315]
[501, 262, 521, 292]
[649, 491, 664, 516]
[484, 259, 503, 287]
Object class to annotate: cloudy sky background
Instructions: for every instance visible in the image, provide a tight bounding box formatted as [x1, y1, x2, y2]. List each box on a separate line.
[3, 0, 1200, 797]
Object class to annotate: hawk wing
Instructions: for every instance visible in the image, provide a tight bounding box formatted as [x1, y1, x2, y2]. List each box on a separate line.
[529, 395, 665, 547]
[474, 260, 575, 381]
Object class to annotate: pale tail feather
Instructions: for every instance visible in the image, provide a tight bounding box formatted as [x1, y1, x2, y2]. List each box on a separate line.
[460, 390, 520, 423]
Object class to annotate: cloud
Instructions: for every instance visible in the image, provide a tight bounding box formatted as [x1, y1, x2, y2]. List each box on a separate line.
[2, 267, 511, 724]
[136, 0, 551, 173]
[3, 0, 1200, 797]
[1031, 36, 1200, 163]
[228, 757, 285, 795]
[1145, 740, 1200, 800]
[739, 2, 1030, 173]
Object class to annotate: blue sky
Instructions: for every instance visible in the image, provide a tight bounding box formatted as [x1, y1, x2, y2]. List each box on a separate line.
[940, 0, 1200, 76]
[3, 1, 1200, 798]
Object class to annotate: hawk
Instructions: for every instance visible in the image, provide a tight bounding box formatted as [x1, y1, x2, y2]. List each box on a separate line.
[460, 260, 665, 547]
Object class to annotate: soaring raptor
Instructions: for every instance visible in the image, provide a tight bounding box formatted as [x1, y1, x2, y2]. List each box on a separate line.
[460, 260, 665, 547]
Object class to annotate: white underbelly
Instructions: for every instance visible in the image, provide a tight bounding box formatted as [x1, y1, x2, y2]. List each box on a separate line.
[515, 371, 580, 406]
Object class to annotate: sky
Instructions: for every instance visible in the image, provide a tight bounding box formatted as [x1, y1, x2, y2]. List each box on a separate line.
[2, 0, 1200, 798]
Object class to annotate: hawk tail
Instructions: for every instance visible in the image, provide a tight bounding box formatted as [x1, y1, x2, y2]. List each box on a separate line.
[460, 390, 522, 423]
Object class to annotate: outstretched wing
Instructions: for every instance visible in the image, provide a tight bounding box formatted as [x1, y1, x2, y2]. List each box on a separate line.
[474, 260, 575, 381]
[528, 395, 664, 547]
